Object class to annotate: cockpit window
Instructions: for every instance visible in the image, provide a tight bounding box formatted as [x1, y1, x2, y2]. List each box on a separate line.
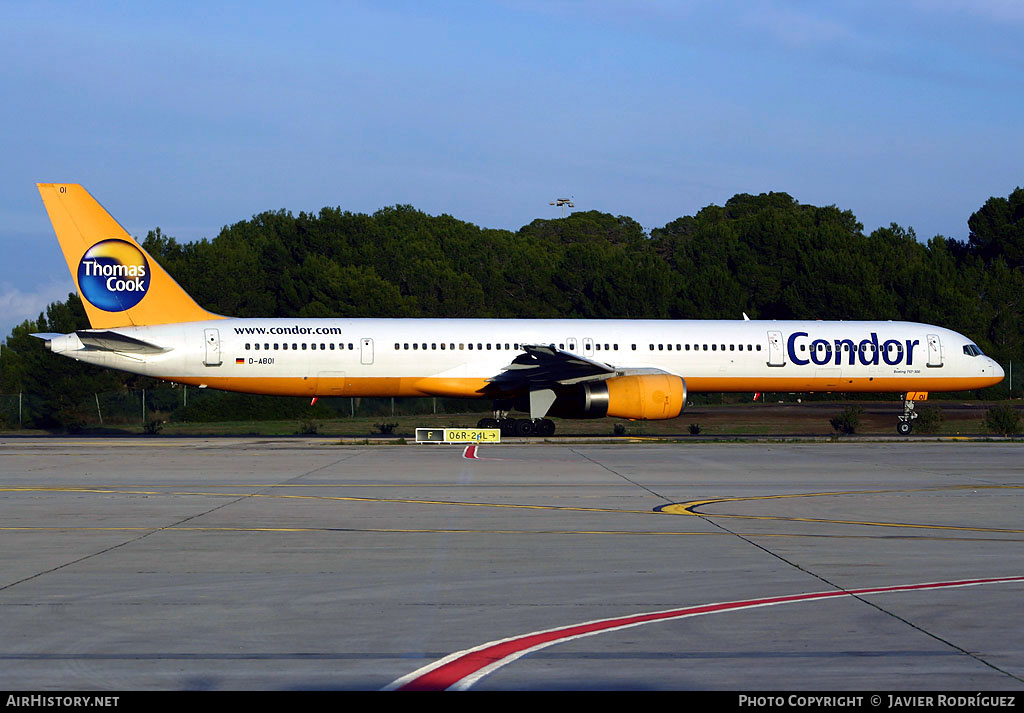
[963, 344, 984, 357]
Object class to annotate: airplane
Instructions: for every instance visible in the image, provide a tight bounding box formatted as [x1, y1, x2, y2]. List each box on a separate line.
[32, 183, 1004, 436]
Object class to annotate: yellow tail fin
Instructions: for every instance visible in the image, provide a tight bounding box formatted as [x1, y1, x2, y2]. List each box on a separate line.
[37, 183, 223, 328]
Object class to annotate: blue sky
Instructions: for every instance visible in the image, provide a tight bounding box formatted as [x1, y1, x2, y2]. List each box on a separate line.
[1, 1, 1022, 339]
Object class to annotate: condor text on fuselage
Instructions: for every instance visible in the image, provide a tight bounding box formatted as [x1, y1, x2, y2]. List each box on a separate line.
[787, 331, 920, 367]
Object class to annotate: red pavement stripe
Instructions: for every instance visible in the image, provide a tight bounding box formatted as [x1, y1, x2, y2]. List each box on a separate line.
[385, 575, 1024, 691]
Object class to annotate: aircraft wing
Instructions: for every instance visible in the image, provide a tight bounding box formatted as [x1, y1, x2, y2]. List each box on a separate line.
[486, 344, 617, 392]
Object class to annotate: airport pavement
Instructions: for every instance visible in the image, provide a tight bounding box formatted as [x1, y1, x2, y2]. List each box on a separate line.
[0, 438, 1021, 690]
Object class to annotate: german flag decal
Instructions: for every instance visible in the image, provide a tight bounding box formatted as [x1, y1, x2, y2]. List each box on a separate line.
[236, 358, 245, 365]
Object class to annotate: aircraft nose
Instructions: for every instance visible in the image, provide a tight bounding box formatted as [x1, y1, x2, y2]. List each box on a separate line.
[990, 359, 1005, 380]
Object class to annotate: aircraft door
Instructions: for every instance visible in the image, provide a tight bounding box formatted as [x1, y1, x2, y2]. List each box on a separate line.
[566, 338, 577, 353]
[361, 338, 374, 365]
[204, 328, 222, 366]
[767, 330, 785, 367]
[927, 334, 943, 367]
[583, 338, 594, 357]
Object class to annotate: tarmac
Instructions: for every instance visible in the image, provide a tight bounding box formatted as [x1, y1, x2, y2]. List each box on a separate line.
[1, 437, 1022, 690]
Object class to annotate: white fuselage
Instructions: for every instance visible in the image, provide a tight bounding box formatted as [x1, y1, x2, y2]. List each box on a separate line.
[47, 317, 1004, 399]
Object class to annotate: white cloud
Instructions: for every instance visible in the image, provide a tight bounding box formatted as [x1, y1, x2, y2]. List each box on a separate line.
[0, 280, 75, 342]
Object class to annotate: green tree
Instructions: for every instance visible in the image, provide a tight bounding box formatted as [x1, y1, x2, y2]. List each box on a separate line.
[968, 187, 1024, 269]
[2, 298, 121, 428]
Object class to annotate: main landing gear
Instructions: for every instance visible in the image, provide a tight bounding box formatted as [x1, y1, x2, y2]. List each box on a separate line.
[477, 416, 556, 437]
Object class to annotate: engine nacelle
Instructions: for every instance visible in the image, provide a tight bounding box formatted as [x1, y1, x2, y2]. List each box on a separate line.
[533, 374, 687, 420]
[605, 374, 686, 420]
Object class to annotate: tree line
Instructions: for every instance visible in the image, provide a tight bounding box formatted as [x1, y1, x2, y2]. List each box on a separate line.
[2, 188, 1022, 428]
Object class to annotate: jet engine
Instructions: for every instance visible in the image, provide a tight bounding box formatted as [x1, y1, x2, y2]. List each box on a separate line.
[526, 374, 686, 420]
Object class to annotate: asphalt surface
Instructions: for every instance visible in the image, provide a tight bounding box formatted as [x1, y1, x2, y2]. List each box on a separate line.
[1, 437, 1021, 690]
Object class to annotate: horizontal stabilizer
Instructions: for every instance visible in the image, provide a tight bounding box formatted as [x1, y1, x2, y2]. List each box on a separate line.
[76, 330, 169, 354]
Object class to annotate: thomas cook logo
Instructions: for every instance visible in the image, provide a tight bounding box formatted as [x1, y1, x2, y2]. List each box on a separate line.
[77, 239, 151, 311]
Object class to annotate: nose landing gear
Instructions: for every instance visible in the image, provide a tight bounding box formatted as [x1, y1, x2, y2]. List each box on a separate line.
[897, 392, 928, 435]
